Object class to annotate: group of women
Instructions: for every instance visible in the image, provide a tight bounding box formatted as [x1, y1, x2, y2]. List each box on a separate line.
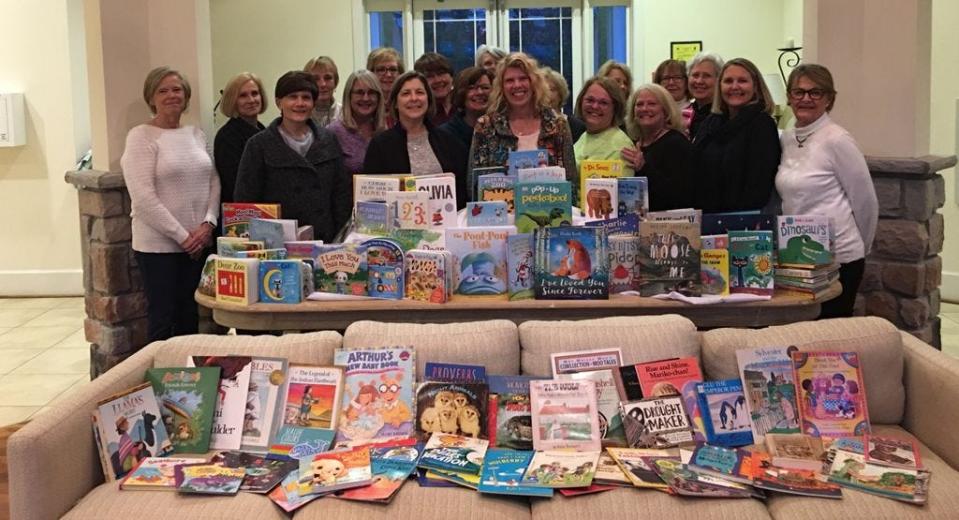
[120, 45, 877, 343]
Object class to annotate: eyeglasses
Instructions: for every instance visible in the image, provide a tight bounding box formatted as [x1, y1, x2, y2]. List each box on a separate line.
[583, 97, 612, 109]
[788, 88, 827, 100]
[378, 384, 400, 393]
[468, 84, 491, 93]
[351, 89, 380, 98]
[374, 66, 400, 75]
[660, 75, 686, 83]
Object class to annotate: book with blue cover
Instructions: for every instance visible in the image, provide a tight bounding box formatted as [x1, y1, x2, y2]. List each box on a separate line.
[249, 218, 298, 249]
[507, 233, 535, 301]
[337, 438, 420, 502]
[424, 362, 486, 383]
[702, 212, 775, 236]
[514, 182, 573, 234]
[417, 433, 489, 475]
[313, 243, 369, 295]
[258, 260, 305, 304]
[355, 200, 391, 236]
[534, 226, 609, 300]
[466, 201, 509, 227]
[696, 379, 754, 447]
[517, 166, 566, 183]
[445, 226, 513, 298]
[470, 166, 507, 202]
[362, 238, 404, 299]
[617, 177, 648, 218]
[479, 449, 553, 497]
[507, 149, 549, 175]
[478, 174, 516, 213]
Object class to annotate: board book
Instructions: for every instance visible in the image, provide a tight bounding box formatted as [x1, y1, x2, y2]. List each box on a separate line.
[313, 243, 368, 296]
[477, 173, 516, 213]
[579, 159, 625, 209]
[508, 149, 549, 175]
[584, 177, 618, 220]
[617, 176, 648, 218]
[249, 218, 298, 249]
[215, 257, 259, 305]
[514, 182, 573, 233]
[404, 249, 450, 302]
[362, 238, 405, 299]
[221, 202, 281, 238]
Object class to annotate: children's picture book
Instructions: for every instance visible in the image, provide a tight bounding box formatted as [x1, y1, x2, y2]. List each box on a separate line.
[646, 208, 701, 223]
[479, 449, 554, 497]
[235, 248, 287, 260]
[728, 230, 775, 296]
[514, 182, 573, 233]
[215, 257, 259, 305]
[641, 456, 757, 498]
[283, 240, 325, 261]
[415, 381, 489, 441]
[865, 435, 923, 469]
[701, 234, 729, 250]
[584, 177, 619, 220]
[297, 446, 374, 495]
[585, 213, 640, 237]
[258, 259, 305, 304]
[470, 166, 507, 201]
[387, 190, 431, 230]
[735, 346, 802, 444]
[776, 215, 833, 267]
[686, 442, 755, 485]
[521, 450, 600, 488]
[144, 367, 220, 454]
[216, 237, 264, 257]
[749, 450, 842, 499]
[636, 220, 701, 296]
[221, 202, 281, 238]
[579, 159, 625, 209]
[362, 238, 405, 299]
[792, 351, 870, 438]
[418, 432, 489, 475]
[268, 469, 322, 512]
[466, 201, 509, 227]
[564, 369, 625, 446]
[313, 243, 368, 296]
[283, 365, 344, 432]
[507, 233, 535, 301]
[764, 433, 825, 471]
[355, 200, 391, 236]
[405, 173, 458, 228]
[592, 451, 631, 486]
[176, 464, 246, 495]
[550, 347, 623, 376]
[240, 357, 288, 453]
[617, 176, 648, 218]
[696, 379, 754, 448]
[534, 226, 610, 300]
[119, 456, 206, 490]
[267, 426, 335, 461]
[404, 249, 449, 302]
[334, 347, 416, 444]
[337, 438, 420, 502]
[517, 166, 567, 183]
[424, 362, 485, 383]
[619, 356, 703, 401]
[478, 173, 517, 213]
[701, 212, 775, 236]
[211, 450, 297, 493]
[249, 218, 298, 249]
[605, 447, 672, 490]
[700, 249, 729, 296]
[508, 149, 549, 175]
[487, 375, 544, 450]
[529, 379, 601, 451]
[353, 175, 402, 203]
[608, 235, 641, 294]
[825, 448, 930, 504]
[187, 356, 253, 451]
[620, 395, 694, 449]
[445, 226, 513, 298]
[424, 468, 481, 489]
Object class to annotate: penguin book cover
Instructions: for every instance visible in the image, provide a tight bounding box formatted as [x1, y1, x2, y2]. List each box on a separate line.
[534, 226, 609, 300]
[444, 226, 515, 298]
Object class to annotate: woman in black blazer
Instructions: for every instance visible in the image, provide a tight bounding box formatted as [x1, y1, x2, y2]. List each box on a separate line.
[214, 72, 267, 204]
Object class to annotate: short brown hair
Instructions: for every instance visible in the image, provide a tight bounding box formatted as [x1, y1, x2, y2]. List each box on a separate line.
[451, 66, 494, 111]
[414, 52, 453, 77]
[219, 72, 267, 118]
[304, 56, 339, 85]
[574, 76, 626, 129]
[787, 63, 837, 111]
[274, 71, 318, 101]
[143, 67, 192, 114]
[388, 71, 435, 122]
[367, 47, 405, 74]
[653, 59, 687, 84]
[712, 58, 775, 116]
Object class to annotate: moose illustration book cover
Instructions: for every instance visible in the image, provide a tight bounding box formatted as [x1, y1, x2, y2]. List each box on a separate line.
[534, 226, 609, 300]
[637, 220, 701, 296]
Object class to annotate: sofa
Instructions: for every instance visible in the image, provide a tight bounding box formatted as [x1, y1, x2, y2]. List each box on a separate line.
[7, 315, 959, 519]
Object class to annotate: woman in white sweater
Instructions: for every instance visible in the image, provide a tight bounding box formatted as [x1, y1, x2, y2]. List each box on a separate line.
[776, 64, 877, 318]
[120, 67, 220, 342]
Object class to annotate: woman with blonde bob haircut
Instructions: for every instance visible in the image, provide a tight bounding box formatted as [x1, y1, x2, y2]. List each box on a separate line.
[597, 60, 633, 101]
[329, 69, 385, 174]
[304, 56, 341, 128]
[214, 72, 267, 203]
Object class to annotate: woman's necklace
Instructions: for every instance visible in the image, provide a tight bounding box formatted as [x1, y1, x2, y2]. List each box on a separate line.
[795, 131, 814, 148]
[642, 127, 668, 147]
[510, 117, 539, 136]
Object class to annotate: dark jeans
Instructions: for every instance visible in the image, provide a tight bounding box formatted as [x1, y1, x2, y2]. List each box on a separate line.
[135, 250, 206, 343]
[819, 258, 866, 319]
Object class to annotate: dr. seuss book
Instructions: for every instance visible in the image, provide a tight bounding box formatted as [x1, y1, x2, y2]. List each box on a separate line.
[565, 369, 626, 446]
[267, 426, 335, 461]
[337, 438, 420, 502]
[488, 375, 544, 450]
[405, 173, 458, 228]
[617, 176, 648, 218]
[478, 449, 554, 497]
[215, 257, 259, 305]
[637, 220, 701, 296]
[521, 450, 600, 488]
[824, 447, 930, 504]
[701, 212, 775, 236]
[334, 347, 416, 444]
[507, 233, 535, 301]
[313, 243, 368, 296]
[249, 218, 298, 249]
[550, 347, 623, 376]
[700, 249, 730, 296]
[466, 201, 509, 227]
[144, 367, 220, 454]
[608, 235, 641, 293]
[619, 356, 702, 401]
[119, 456, 206, 490]
[584, 177, 618, 220]
[386, 190, 431, 230]
[424, 362, 485, 383]
[508, 149, 549, 175]
[297, 446, 374, 495]
[764, 433, 825, 471]
[735, 346, 801, 444]
[686, 443, 756, 485]
[355, 200, 391, 235]
[514, 182, 573, 233]
[258, 259, 306, 304]
[362, 238, 405, 299]
[534, 226, 610, 300]
[529, 379, 601, 451]
[283, 365, 344, 431]
[728, 230, 774, 296]
[404, 249, 450, 302]
[415, 381, 489, 441]
[187, 356, 253, 451]
[445, 226, 513, 298]
[418, 432, 489, 475]
[605, 447, 672, 490]
[792, 351, 870, 438]
[239, 357, 288, 453]
[353, 174, 402, 202]
[221, 202, 281, 238]
[478, 173, 517, 213]
[642, 456, 757, 498]
[776, 215, 833, 267]
[620, 395, 693, 449]
[579, 159, 625, 209]
[696, 379, 754, 447]
[176, 464, 246, 495]
[92, 384, 174, 482]
[211, 450, 297, 493]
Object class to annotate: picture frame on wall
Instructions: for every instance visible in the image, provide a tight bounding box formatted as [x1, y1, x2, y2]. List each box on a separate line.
[670, 41, 703, 62]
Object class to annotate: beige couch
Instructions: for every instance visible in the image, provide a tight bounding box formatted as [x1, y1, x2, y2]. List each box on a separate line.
[8, 316, 959, 519]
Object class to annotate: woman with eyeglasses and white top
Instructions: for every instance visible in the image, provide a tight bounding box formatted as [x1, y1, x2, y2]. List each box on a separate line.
[572, 76, 634, 177]
[328, 70, 386, 175]
[776, 64, 877, 318]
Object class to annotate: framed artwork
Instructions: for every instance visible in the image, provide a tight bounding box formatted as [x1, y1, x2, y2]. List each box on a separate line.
[670, 41, 702, 62]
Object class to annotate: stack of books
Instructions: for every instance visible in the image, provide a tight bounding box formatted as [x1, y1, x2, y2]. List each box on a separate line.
[774, 215, 838, 298]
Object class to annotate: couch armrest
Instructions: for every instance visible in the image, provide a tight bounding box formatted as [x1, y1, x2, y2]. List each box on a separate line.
[7, 342, 160, 520]
[900, 331, 959, 468]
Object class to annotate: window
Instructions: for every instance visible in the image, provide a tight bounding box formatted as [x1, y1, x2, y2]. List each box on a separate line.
[508, 7, 574, 112]
[369, 11, 405, 57]
[423, 9, 487, 73]
[592, 5, 627, 72]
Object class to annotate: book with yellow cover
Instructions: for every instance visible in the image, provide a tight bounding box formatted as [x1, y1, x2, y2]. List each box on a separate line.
[700, 248, 729, 296]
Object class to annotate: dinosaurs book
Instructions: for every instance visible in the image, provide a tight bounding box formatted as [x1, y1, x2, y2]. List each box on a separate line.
[92, 382, 175, 482]
[144, 367, 221, 454]
[728, 230, 774, 296]
[514, 181, 573, 234]
[636, 220, 701, 297]
[534, 226, 609, 300]
[776, 215, 833, 268]
[444, 226, 514, 298]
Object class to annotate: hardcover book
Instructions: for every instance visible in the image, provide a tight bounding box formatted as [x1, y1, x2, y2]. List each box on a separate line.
[534, 225, 610, 300]
[585, 213, 640, 237]
[334, 347, 416, 444]
[297, 445, 374, 495]
[386, 190, 431, 230]
[521, 450, 600, 488]
[701, 234, 729, 250]
[514, 182, 573, 233]
[249, 218, 298, 249]
[258, 260, 305, 304]
[241, 357, 289, 453]
[337, 438, 420, 502]
[353, 175, 402, 203]
[418, 432, 489, 475]
[445, 226, 513, 298]
[466, 201, 509, 227]
[517, 166, 566, 183]
[584, 177, 618, 220]
[579, 159, 625, 209]
[355, 200, 391, 236]
[404, 173, 458, 228]
[550, 348, 623, 376]
[529, 379, 601, 451]
[389, 228, 445, 251]
[792, 351, 870, 438]
[608, 235, 641, 293]
[424, 362, 485, 383]
[176, 464, 246, 495]
[507, 233, 535, 301]
[404, 249, 450, 302]
[620, 395, 694, 449]
[735, 346, 802, 444]
[507, 149, 549, 175]
[764, 433, 825, 471]
[696, 379, 754, 447]
[646, 208, 701, 222]
[617, 176, 648, 218]
[313, 243, 369, 296]
[415, 381, 489, 441]
[776, 215, 833, 267]
[701, 212, 775, 236]
[564, 369, 626, 446]
[470, 166, 507, 202]
[619, 356, 703, 401]
[283, 365, 344, 432]
[700, 249, 730, 296]
[215, 257, 259, 305]
[144, 367, 220, 454]
[487, 375, 543, 450]
[216, 237, 264, 257]
[235, 248, 287, 260]
[119, 456, 207, 490]
[605, 447, 672, 490]
[728, 230, 775, 296]
[221, 202, 281, 238]
[187, 356, 254, 451]
[478, 449, 554, 497]
[362, 238, 405, 299]
[636, 220, 701, 296]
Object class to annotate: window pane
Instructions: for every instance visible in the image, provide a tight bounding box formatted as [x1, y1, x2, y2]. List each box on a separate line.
[507, 7, 574, 114]
[423, 9, 486, 74]
[593, 6, 627, 71]
[370, 11, 404, 57]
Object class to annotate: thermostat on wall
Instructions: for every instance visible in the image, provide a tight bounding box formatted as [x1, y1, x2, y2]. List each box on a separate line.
[0, 93, 26, 147]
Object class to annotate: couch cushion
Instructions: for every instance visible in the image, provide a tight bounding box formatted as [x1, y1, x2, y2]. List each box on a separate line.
[519, 315, 700, 377]
[343, 320, 520, 379]
[765, 424, 959, 519]
[152, 331, 342, 368]
[700, 317, 905, 424]
[530, 486, 771, 520]
[294, 482, 531, 519]
[62, 483, 288, 520]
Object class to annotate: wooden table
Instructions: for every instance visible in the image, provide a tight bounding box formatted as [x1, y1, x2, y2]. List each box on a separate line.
[196, 281, 840, 331]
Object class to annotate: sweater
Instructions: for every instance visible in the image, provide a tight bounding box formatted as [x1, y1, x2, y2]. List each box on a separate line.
[573, 126, 636, 177]
[234, 118, 352, 243]
[693, 104, 782, 213]
[637, 129, 697, 211]
[776, 113, 878, 263]
[121, 124, 220, 253]
[214, 117, 264, 203]
[327, 119, 371, 175]
[441, 111, 474, 150]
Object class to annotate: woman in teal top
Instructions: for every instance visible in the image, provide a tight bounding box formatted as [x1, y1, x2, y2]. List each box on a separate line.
[572, 76, 635, 177]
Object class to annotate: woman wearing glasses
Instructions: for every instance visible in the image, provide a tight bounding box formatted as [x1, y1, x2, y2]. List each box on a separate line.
[328, 70, 385, 175]
[776, 64, 877, 318]
[441, 66, 494, 149]
[572, 76, 634, 176]
[653, 59, 692, 128]
[367, 47, 404, 126]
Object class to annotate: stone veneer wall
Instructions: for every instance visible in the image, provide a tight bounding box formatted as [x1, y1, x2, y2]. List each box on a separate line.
[857, 155, 956, 349]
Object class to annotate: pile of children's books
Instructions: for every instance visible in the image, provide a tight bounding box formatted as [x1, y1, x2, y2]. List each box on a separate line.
[773, 215, 839, 298]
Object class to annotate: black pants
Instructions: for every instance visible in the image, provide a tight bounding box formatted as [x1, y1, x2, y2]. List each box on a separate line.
[819, 258, 866, 319]
[135, 251, 206, 342]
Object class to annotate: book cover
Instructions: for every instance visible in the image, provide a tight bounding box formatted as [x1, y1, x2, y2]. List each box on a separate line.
[187, 356, 253, 451]
[268, 469, 322, 512]
[608, 235, 641, 293]
[517, 166, 566, 183]
[701, 234, 729, 250]
[865, 435, 923, 470]
[478, 449, 554, 497]
[564, 369, 626, 446]
[415, 381, 489, 441]
[176, 464, 246, 495]
[617, 176, 648, 218]
[387, 190, 431, 230]
[700, 249, 730, 296]
[550, 348, 623, 376]
[508, 149, 549, 175]
[404, 249, 449, 302]
[119, 456, 206, 491]
[507, 233, 535, 301]
[283, 365, 344, 432]
[418, 432, 489, 475]
[405, 173, 458, 228]
[686, 442, 754, 485]
[267, 426, 336, 461]
[521, 450, 600, 488]
[701, 212, 775, 236]
[297, 446, 374, 495]
[584, 177, 618, 220]
[735, 346, 802, 444]
[93, 382, 175, 481]
[487, 375, 544, 450]
[445, 226, 512, 298]
[337, 438, 420, 502]
[424, 362, 485, 383]
[792, 351, 870, 438]
[211, 450, 297, 493]
[478, 173, 516, 213]
[579, 159, 625, 209]
[313, 243, 369, 296]
[646, 208, 701, 223]
[362, 238, 404, 299]
[514, 182, 573, 233]
[529, 379, 601, 451]
[424, 468, 481, 489]
[466, 201, 509, 227]
[249, 218, 298, 249]
[696, 379, 754, 447]
[235, 248, 287, 260]
[825, 448, 929, 503]
[585, 213, 640, 237]
[240, 357, 289, 453]
[258, 260, 304, 304]
[221, 202, 281, 238]
[283, 240, 325, 261]
[534, 226, 610, 300]
[216, 237, 264, 257]
[620, 395, 694, 448]
[355, 200, 391, 236]
[334, 347, 416, 444]
[144, 367, 220, 454]
[353, 175, 402, 203]
[749, 450, 842, 498]
[197, 254, 218, 297]
[593, 451, 631, 486]
[777, 215, 833, 267]
[470, 166, 507, 201]
[764, 433, 825, 471]
[389, 228, 445, 251]
[605, 447, 672, 490]
[626, 356, 703, 400]
[641, 456, 757, 498]
[728, 230, 775, 296]
[637, 220, 701, 296]
[215, 257, 259, 305]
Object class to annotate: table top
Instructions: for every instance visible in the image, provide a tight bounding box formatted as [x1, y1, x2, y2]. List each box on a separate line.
[196, 281, 840, 330]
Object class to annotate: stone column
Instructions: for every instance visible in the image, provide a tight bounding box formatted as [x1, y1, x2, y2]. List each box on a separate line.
[857, 155, 955, 348]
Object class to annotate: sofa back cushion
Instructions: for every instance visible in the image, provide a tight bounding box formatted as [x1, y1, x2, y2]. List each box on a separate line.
[519, 315, 700, 377]
[701, 316, 905, 424]
[152, 331, 342, 367]
[343, 320, 519, 380]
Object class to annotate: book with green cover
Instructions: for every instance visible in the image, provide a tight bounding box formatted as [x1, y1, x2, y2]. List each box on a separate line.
[145, 367, 221, 454]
